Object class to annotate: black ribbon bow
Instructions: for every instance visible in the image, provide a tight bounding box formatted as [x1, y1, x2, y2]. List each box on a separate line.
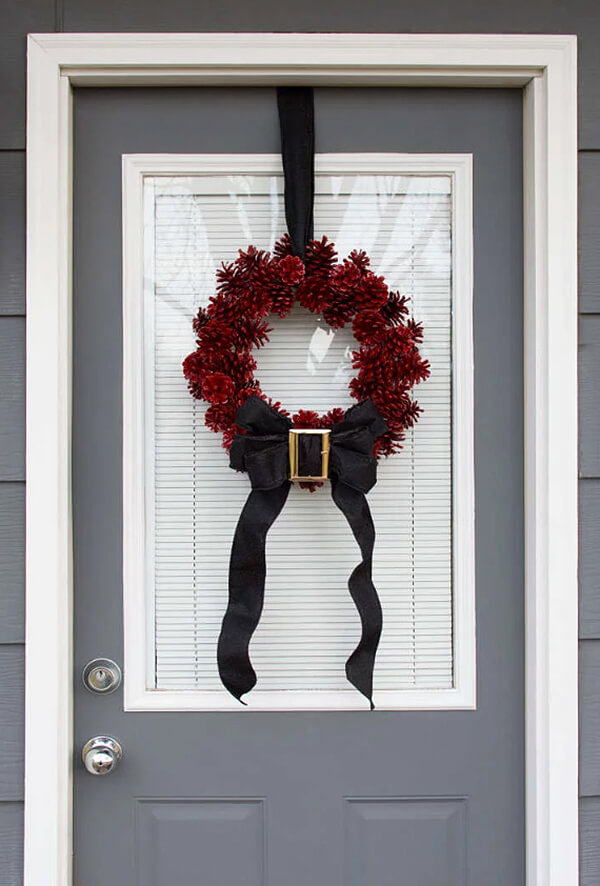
[217, 395, 388, 709]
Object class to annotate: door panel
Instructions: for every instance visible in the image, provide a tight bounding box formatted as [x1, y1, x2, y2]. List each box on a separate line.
[345, 798, 467, 886]
[135, 799, 265, 886]
[72, 87, 524, 884]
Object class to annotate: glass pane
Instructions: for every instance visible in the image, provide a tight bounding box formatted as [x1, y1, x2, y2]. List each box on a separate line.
[146, 168, 452, 695]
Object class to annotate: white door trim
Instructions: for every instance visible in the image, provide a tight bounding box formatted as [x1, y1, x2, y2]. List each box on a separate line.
[25, 32, 578, 886]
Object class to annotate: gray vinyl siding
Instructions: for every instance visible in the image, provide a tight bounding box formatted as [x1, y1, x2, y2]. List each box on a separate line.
[0, 0, 599, 881]
[580, 147, 600, 880]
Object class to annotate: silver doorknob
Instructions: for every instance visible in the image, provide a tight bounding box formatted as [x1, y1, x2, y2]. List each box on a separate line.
[81, 736, 123, 775]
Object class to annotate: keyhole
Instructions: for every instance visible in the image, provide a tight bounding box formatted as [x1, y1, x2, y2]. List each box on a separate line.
[82, 658, 122, 694]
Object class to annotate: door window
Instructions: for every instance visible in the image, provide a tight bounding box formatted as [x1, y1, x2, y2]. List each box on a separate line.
[122, 154, 474, 709]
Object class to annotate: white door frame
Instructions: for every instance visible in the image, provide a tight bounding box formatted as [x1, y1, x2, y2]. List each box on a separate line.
[24, 32, 578, 886]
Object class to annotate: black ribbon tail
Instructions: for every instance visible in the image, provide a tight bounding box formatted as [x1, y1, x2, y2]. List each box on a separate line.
[217, 482, 291, 702]
[277, 86, 314, 259]
[218, 396, 386, 706]
[331, 476, 383, 710]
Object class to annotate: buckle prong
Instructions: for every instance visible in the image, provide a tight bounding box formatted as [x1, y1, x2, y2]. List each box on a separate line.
[289, 429, 331, 482]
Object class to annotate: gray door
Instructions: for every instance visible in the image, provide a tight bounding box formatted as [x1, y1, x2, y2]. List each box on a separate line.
[72, 87, 524, 885]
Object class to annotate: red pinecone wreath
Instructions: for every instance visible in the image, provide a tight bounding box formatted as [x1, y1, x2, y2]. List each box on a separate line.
[183, 235, 430, 459]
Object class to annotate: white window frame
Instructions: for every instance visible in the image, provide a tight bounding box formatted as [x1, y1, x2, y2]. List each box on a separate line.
[25, 32, 578, 886]
[122, 151, 474, 712]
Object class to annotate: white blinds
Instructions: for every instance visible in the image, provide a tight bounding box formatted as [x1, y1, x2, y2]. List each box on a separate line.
[146, 167, 453, 701]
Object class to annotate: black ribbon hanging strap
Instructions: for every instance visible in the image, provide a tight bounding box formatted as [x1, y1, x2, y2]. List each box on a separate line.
[217, 396, 388, 708]
[277, 87, 315, 258]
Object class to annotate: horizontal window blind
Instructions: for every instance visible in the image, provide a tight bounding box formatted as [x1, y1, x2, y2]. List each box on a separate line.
[146, 169, 452, 699]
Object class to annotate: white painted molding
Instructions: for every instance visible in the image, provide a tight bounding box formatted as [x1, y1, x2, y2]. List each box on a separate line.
[25, 31, 578, 886]
[122, 151, 475, 713]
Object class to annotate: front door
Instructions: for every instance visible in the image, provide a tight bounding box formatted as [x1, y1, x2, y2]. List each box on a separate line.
[72, 86, 524, 884]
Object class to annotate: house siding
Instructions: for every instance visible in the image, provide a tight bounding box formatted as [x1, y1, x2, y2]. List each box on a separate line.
[1, 0, 598, 880]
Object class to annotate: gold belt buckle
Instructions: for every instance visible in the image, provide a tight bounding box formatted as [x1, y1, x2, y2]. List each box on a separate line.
[289, 429, 331, 482]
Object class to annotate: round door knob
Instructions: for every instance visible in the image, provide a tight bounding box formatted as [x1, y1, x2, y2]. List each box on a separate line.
[81, 736, 123, 775]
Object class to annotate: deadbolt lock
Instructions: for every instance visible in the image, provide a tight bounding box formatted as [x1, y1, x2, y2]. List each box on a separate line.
[82, 658, 122, 694]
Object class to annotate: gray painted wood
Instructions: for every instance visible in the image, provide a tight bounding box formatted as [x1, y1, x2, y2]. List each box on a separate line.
[0, 646, 24, 801]
[0, 0, 55, 149]
[579, 316, 600, 477]
[580, 480, 600, 639]
[61, 0, 600, 147]
[136, 800, 266, 886]
[579, 641, 600, 796]
[0, 153, 25, 315]
[0, 484, 25, 644]
[345, 799, 467, 885]
[0, 803, 23, 886]
[579, 154, 600, 313]
[72, 86, 526, 884]
[0, 319, 25, 482]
